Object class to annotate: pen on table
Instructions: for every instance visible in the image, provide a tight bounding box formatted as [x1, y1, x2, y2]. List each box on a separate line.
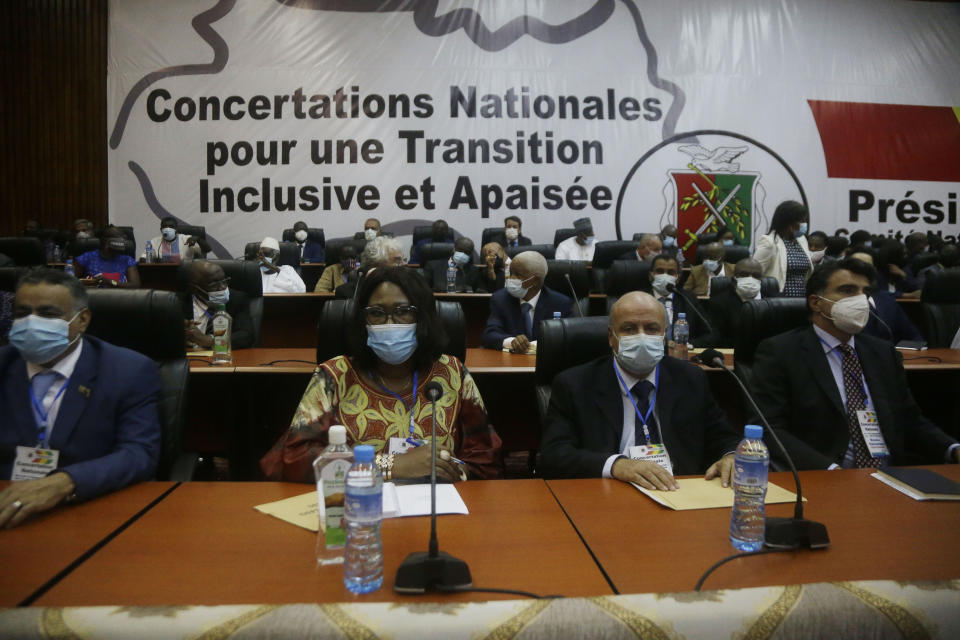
[407, 439, 465, 465]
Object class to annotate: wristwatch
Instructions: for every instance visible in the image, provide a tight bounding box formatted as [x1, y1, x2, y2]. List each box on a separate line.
[375, 453, 394, 481]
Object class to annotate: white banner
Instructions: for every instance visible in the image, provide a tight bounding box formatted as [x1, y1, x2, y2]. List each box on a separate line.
[108, 0, 960, 258]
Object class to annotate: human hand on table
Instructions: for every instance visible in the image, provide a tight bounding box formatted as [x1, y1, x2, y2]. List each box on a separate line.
[509, 335, 530, 353]
[612, 458, 678, 491]
[704, 452, 736, 488]
[0, 472, 75, 529]
[392, 443, 462, 483]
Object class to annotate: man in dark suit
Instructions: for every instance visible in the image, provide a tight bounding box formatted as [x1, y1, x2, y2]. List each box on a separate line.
[181, 261, 255, 349]
[291, 220, 325, 263]
[751, 258, 958, 470]
[0, 269, 160, 528]
[482, 251, 572, 353]
[648, 254, 709, 346]
[423, 237, 482, 292]
[503, 215, 532, 248]
[845, 251, 922, 344]
[539, 291, 740, 489]
[616, 233, 660, 262]
[704, 258, 764, 347]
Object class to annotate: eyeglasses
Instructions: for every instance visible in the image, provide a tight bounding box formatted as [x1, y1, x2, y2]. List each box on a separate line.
[364, 305, 418, 325]
[206, 277, 231, 291]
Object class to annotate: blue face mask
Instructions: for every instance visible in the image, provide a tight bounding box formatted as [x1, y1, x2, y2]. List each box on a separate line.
[452, 251, 471, 267]
[795, 222, 808, 238]
[9, 312, 82, 364]
[662, 236, 677, 248]
[722, 238, 734, 246]
[208, 289, 229, 306]
[367, 323, 418, 365]
[615, 332, 664, 376]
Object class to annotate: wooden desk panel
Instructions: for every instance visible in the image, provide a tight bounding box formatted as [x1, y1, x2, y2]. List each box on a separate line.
[899, 348, 960, 370]
[0, 482, 175, 606]
[34, 480, 613, 606]
[548, 467, 960, 594]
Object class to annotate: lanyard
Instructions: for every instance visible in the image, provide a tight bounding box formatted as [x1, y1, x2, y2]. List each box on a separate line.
[192, 295, 214, 320]
[614, 362, 660, 444]
[371, 370, 419, 442]
[818, 337, 871, 410]
[29, 376, 70, 447]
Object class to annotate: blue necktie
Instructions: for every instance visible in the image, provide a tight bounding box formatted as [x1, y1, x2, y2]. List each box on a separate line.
[520, 302, 533, 338]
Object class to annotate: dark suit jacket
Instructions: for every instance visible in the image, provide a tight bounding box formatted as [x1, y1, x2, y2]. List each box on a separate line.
[863, 291, 922, 343]
[297, 240, 325, 264]
[423, 259, 483, 293]
[660, 291, 710, 347]
[751, 326, 955, 469]
[477, 265, 506, 292]
[503, 235, 532, 249]
[179, 288, 255, 349]
[0, 336, 161, 500]
[482, 287, 572, 349]
[705, 288, 747, 348]
[539, 354, 740, 478]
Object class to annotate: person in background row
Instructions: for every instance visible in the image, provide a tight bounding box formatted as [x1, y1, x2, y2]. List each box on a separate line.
[916, 243, 959, 289]
[424, 237, 481, 293]
[849, 229, 872, 249]
[684, 242, 733, 296]
[503, 215, 531, 248]
[74, 226, 140, 288]
[555, 217, 597, 261]
[291, 221, 325, 263]
[904, 231, 929, 270]
[410, 219, 452, 266]
[181, 261, 254, 349]
[875, 240, 921, 298]
[846, 252, 923, 344]
[0, 269, 160, 528]
[648, 253, 708, 346]
[754, 200, 812, 296]
[703, 258, 765, 348]
[751, 258, 958, 470]
[807, 230, 828, 265]
[659, 224, 686, 264]
[257, 237, 305, 294]
[478, 242, 508, 292]
[315, 245, 359, 293]
[260, 266, 502, 483]
[617, 233, 661, 263]
[334, 236, 406, 298]
[147, 216, 204, 264]
[363, 218, 381, 242]
[482, 251, 572, 353]
[538, 291, 740, 489]
[719, 229, 736, 247]
[73, 219, 94, 241]
[823, 235, 849, 265]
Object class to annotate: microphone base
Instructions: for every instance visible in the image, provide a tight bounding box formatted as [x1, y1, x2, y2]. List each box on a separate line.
[764, 517, 830, 550]
[393, 551, 473, 593]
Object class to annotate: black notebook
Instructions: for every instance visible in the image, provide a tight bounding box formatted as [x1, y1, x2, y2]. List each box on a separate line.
[875, 467, 960, 501]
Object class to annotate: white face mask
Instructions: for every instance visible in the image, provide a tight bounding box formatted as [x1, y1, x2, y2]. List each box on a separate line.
[505, 227, 519, 241]
[614, 332, 664, 376]
[701, 259, 720, 273]
[364, 228, 378, 242]
[294, 230, 308, 242]
[662, 236, 676, 248]
[819, 294, 869, 334]
[161, 227, 176, 241]
[809, 249, 825, 264]
[505, 276, 532, 299]
[652, 273, 677, 296]
[735, 276, 761, 301]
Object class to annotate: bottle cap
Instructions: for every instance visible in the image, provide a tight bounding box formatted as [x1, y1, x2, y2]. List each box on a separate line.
[218, 304, 226, 311]
[744, 424, 763, 439]
[677, 312, 686, 319]
[354, 444, 375, 462]
[328, 425, 347, 445]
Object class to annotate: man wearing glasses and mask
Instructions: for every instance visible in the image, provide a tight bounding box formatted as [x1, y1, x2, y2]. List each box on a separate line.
[181, 261, 255, 350]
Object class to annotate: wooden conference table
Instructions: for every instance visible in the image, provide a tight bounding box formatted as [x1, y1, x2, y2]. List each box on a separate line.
[4, 467, 959, 607]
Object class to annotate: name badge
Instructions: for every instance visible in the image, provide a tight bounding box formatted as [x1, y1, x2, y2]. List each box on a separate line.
[628, 443, 673, 475]
[856, 410, 890, 458]
[11, 446, 60, 481]
[388, 437, 416, 455]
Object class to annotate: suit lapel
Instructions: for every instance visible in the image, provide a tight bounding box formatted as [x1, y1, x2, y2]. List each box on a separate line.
[593, 359, 625, 447]
[800, 328, 844, 415]
[6, 357, 38, 444]
[49, 341, 97, 449]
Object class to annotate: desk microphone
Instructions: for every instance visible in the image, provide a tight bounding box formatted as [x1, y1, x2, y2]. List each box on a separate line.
[351, 268, 366, 302]
[563, 273, 584, 317]
[866, 298, 894, 340]
[665, 283, 714, 335]
[394, 381, 472, 592]
[697, 348, 830, 550]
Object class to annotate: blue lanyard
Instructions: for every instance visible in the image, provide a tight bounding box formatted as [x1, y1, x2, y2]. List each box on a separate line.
[192, 295, 214, 320]
[370, 370, 419, 443]
[29, 376, 71, 447]
[613, 362, 660, 444]
[818, 337, 871, 410]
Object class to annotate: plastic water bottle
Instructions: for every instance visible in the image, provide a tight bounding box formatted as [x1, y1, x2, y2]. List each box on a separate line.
[553, 311, 561, 320]
[144, 240, 154, 263]
[729, 424, 769, 552]
[313, 425, 353, 566]
[343, 444, 383, 594]
[64, 259, 75, 277]
[211, 304, 233, 365]
[446, 263, 457, 292]
[672, 312, 689, 360]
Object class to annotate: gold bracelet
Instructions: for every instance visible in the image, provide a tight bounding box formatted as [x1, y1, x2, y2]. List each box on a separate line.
[375, 453, 394, 481]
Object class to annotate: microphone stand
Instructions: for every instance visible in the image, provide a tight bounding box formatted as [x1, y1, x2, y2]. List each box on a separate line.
[564, 273, 584, 317]
[666, 283, 714, 335]
[699, 349, 830, 550]
[394, 382, 472, 592]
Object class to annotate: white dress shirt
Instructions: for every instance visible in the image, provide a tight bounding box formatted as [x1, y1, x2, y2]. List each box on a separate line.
[261, 264, 306, 293]
[25, 339, 85, 444]
[601, 359, 662, 478]
[555, 236, 596, 261]
[502, 289, 541, 350]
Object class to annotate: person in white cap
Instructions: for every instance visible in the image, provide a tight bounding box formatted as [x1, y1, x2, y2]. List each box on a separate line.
[257, 237, 305, 293]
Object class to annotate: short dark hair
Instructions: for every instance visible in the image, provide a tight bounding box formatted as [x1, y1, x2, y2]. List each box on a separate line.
[160, 216, 178, 229]
[805, 257, 876, 303]
[505, 215, 522, 228]
[339, 245, 358, 259]
[16, 267, 89, 312]
[808, 230, 828, 243]
[824, 236, 849, 257]
[768, 200, 808, 235]
[849, 230, 872, 246]
[650, 253, 679, 271]
[454, 237, 474, 254]
[348, 267, 448, 371]
[293, 220, 308, 231]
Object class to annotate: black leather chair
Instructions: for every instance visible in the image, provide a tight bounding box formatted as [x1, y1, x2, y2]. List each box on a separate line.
[553, 228, 577, 248]
[708, 276, 780, 300]
[481, 227, 507, 247]
[96, 226, 136, 247]
[534, 316, 611, 425]
[243, 241, 300, 268]
[733, 298, 809, 383]
[316, 299, 466, 364]
[176, 259, 263, 347]
[507, 244, 554, 260]
[178, 224, 206, 240]
[68, 237, 136, 260]
[0, 267, 30, 292]
[695, 244, 750, 265]
[0, 237, 46, 266]
[603, 261, 653, 312]
[325, 237, 366, 266]
[84, 289, 196, 481]
[698, 232, 719, 246]
[282, 227, 325, 247]
[591, 241, 638, 270]
[352, 231, 394, 240]
[631, 232, 659, 242]
[417, 242, 456, 264]
[544, 260, 590, 316]
[920, 268, 960, 348]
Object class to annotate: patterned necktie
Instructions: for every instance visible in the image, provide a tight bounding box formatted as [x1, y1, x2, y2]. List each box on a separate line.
[837, 344, 879, 468]
[631, 380, 659, 445]
[520, 302, 533, 338]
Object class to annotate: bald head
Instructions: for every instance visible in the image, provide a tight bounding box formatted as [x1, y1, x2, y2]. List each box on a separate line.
[703, 242, 724, 261]
[609, 292, 667, 338]
[638, 233, 662, 259]
[848, 251, 874, 266]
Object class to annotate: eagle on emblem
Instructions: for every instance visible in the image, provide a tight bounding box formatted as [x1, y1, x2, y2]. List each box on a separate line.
[678, 145, 749, 173]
